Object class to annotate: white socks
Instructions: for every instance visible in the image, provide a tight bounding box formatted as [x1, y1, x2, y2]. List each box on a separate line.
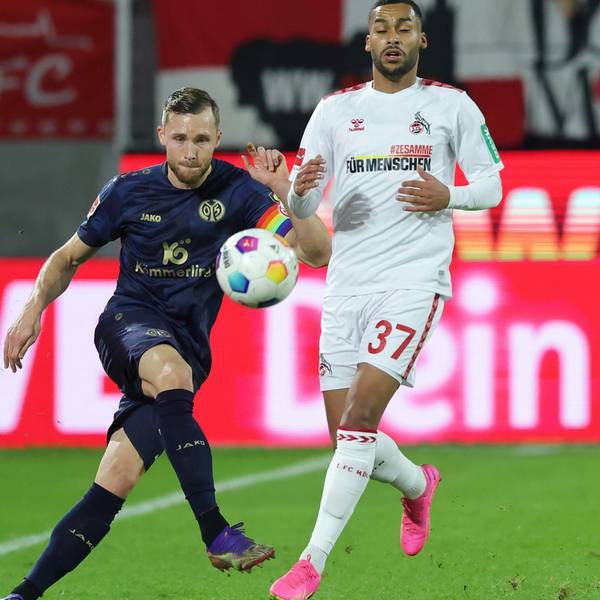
[370, 430, 426, 499]
[300, 428, 377, 573]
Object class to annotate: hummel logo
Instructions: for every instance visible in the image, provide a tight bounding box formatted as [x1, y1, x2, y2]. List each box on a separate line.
[349, 118, 365, 132]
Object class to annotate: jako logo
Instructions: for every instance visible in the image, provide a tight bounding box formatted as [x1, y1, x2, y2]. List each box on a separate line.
[349, 118, 365, 132]
[140, 213, 162, 223]
[176, 439, 206, 451]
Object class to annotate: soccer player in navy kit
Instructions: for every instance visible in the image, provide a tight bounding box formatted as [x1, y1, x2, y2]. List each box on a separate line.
[2, 88, 331, 600]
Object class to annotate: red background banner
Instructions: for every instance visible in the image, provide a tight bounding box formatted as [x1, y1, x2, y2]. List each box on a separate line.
[153, 0, 343, 68]
[1, 151, 599, 447]
[0, 0, 114, 139]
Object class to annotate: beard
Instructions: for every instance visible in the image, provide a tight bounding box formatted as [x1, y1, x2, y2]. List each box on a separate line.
[372, 47, 419, 82]
[168, 158, 211, 187]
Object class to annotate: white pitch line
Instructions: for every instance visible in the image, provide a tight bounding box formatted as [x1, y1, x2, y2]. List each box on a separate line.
[0, 454, 329, 557]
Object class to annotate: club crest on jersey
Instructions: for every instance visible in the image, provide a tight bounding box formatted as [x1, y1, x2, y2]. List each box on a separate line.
[145, 328, 172, 338]
[199, 199, 225, 222]
[319, 353, 332, 377]
[349, 118, 365, 132]
[409, 112, 431, 135]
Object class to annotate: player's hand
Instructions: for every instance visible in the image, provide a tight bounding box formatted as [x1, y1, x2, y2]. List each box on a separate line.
[396, 166, 450, 212]
[293, 155, 326, 197]
[3, 309, 41, 373]
[242, 143, 289, 187]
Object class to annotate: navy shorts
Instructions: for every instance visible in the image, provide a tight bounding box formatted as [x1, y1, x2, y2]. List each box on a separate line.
[95, 303, 207, 470]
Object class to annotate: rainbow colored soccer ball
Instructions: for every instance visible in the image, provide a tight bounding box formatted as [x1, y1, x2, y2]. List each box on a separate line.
[216, 228, 299, 308]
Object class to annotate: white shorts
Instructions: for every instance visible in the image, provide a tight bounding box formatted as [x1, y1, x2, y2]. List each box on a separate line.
[319, 289, 444, 391]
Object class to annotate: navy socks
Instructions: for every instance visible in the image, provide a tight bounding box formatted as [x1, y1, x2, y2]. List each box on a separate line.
[9, 389, 227, 599]
[11, 579, 41, 600]
[23, 483, 124, 596]
[155, 389, 228, 545]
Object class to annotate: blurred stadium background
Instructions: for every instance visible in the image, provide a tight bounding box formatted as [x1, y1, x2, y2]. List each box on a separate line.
[1, 1, 600, 598]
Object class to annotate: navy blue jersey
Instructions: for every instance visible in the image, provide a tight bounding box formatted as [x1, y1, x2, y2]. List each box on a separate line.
[78, 159, 292, 378]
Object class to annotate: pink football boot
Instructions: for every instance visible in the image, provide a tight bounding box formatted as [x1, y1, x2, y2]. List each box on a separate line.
[400, 464, 441, 556]
[270, 558, 321, 600]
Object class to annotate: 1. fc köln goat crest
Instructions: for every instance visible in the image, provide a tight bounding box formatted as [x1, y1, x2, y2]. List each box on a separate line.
[409, 112, 431, 135]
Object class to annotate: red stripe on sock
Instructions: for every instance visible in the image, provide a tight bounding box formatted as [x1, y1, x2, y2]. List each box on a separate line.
[337, 428, 378, 444]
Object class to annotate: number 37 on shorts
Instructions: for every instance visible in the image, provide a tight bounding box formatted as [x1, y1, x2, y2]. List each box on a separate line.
[358, 291, 444, 387]
[319, 290, 445, 391]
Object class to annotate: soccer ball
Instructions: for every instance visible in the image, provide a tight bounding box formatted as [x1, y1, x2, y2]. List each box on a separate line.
[216, 228, 298, 308]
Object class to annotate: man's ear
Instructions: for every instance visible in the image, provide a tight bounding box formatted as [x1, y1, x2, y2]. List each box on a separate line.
[157, 126, 166, 147]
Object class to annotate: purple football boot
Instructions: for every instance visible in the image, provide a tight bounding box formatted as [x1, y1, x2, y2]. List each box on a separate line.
[207, 522, 275, 572]
[2, 595, 24, 600]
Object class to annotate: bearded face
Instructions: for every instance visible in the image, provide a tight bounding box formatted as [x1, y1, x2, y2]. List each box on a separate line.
[158, 108, 222, 190]
[166, 155, 212, 187]
[366, 4, 426, 83]
[371, 41, 421, 82]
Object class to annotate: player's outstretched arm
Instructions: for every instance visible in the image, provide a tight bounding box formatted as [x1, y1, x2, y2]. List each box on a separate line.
[3, 233, 98, 372]
[243, 144, 331, 268]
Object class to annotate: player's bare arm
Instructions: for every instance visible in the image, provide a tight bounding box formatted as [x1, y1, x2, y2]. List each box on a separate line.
[3, 233, 97, 372]
[396, 165, 450, 212]
[242, 143, 331, 267]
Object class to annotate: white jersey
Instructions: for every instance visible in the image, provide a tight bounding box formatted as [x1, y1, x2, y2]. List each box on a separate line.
[290, 78, 504, 298]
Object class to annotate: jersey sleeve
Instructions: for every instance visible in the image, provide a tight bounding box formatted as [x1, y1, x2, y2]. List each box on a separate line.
[289, 98, 334, 191]
[242, 179, 293, 238]
[452, 93, 504, 181]
[77, 176, 124, 247]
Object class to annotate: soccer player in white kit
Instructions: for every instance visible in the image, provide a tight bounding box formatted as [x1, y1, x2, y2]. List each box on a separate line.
[269, 1, 504, 598]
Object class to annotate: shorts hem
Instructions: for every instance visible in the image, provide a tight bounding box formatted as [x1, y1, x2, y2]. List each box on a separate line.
[359, 360, 414, 387]
[319, 378, 353, 392]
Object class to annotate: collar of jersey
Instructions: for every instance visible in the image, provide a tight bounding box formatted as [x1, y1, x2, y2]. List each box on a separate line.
[366, 78, 421, 99]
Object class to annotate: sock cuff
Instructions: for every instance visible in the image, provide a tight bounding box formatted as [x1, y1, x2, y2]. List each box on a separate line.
[156, 388, 195, 405]
[336, 428, 378, 445]
[87, 483, 125, 512]
[155, 389, 195, 418]
[13, 578, 42, 600]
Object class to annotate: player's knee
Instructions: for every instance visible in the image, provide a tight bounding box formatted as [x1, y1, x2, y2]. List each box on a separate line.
[340, 403, 378, 431]
[153, 361, 193, 393]
[96, 459, 142, 498]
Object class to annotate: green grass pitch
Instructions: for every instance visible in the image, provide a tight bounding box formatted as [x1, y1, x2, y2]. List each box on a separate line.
[1, 446, 600, 599]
